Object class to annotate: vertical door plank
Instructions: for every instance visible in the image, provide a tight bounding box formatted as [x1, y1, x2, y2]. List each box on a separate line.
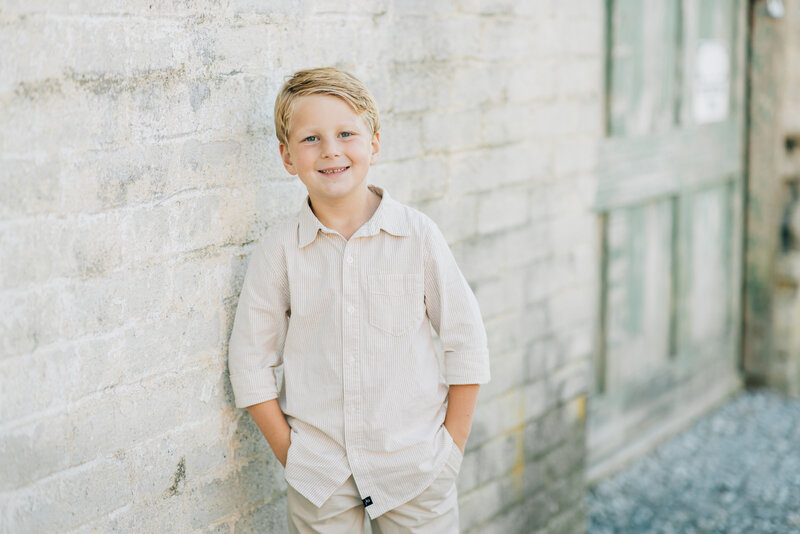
[604, 199, 674, 390]
[608, 0, 681, 137]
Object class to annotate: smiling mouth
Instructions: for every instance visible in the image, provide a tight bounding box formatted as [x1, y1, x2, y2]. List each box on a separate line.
[319, 166, 349, 174]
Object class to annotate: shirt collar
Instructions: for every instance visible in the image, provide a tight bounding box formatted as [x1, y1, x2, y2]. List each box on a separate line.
[297, 185, 410, 248]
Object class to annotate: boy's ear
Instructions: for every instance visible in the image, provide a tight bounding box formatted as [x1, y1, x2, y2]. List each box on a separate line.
[369, 132, 380, 165]
[279, 143, 298, 175]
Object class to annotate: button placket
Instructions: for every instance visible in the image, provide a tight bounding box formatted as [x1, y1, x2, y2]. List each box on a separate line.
[341, 241, 364, 480]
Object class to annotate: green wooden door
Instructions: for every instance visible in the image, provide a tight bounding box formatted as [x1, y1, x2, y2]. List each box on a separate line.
[588, 0, 747, 481]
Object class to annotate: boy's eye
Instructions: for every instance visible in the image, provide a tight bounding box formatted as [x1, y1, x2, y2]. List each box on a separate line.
[340, 132, 352, 138]
[303, 136, 318, 142]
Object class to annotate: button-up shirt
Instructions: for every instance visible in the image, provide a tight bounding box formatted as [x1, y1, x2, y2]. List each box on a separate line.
[227, 185, 490, 519]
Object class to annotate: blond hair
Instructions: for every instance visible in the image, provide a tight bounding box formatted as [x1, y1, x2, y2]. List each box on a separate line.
[274, 67, 380, 146]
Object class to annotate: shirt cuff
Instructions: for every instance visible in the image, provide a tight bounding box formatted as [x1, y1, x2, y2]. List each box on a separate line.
[230, 371, 279, 408]
[444, 350, 491, 385]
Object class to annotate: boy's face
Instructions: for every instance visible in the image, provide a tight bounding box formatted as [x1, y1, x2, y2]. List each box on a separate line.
[279, 94, 380, 206]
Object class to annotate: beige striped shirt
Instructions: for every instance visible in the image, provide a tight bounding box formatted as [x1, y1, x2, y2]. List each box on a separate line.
[227, 185, 490, 518]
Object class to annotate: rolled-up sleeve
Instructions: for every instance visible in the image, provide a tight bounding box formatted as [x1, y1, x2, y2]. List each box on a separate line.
[423, 218, 490, 385]
[227, 233, 290, 408]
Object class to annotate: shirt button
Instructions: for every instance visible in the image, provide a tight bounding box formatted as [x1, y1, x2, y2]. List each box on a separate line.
[346, 256, 354, 264]
[348, 355, 356, 365]
[347, 305, 355, 314]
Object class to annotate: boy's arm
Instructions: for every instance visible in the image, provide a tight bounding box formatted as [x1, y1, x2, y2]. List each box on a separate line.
[228, 234, 292, 466]
[423, 217, 491, 452]
[246, 399, 292, 466]
[444, 384, 480, 453]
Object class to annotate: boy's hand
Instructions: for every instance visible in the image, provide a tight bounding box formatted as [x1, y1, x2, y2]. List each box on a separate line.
[246, 399, 292, 467]
[445, 423, 468, 454]
[444, 384, 480, 455]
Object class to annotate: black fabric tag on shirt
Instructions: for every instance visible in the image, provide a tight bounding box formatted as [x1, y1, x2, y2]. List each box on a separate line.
[362, 496, 373, 507]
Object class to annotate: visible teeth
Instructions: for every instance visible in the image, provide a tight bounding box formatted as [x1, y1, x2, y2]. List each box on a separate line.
[320, 167, 347, 174]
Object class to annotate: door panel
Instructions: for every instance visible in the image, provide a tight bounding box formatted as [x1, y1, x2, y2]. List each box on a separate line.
[588, 0, 746, 482]
[605, 200, 674, 391]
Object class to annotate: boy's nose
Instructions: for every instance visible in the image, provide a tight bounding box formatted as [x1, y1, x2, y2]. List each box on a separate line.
[320, 138, 341, 158]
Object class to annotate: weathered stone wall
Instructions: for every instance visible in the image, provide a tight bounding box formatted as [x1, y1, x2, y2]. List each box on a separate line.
[0, 2, 601, 532]
[745, 0, 800, 396]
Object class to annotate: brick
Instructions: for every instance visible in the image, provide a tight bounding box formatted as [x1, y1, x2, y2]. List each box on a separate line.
[559, 321, 595, 365]
[474, 271, 526, 318]
[212, 24, 282, 75]
[370, 156, 448, 203]
[458, 474, 517, 532]
[416, 194, 479, 243]
[0, 348, 76, 422]
[426, 16, 484, 63]
[394, 0, 457, 16]
[478, 19, 536, 62]
[478, 500, 534, 534]
[449, 145, 545, 194]
[67, 373, 188, 465]
[0, 156, 60, 219]
[556, 58, 602, 96]
[550, 211, 595, 252]
[387, 63, 452, 114]
[193, 76, 282, 141]
[3, 457, 131, 532]
[470, 388, 524, 447]
[507, 60, 558, 102]
[2, 1, 223, 17]
[376, 113, 423, 163]
[232, 493, 288, 533]
[521, 304, 549, 345]
[480, 349, 526, 400]
[451, 235, 506, 282]
[456, 0, 516, 15]
[553, 0, 603, 20]
[484, 313, 525, 355]
[67, 489, 186, 533]
[480, 103, 538, 146]
[558, 16, 602, 57]
[526, 337, 554, 381]
[553, 136, 598, 175]
[0, 413, 71, 491]
[530, 20, 563, 57]
[477, 187, 528, 234]
[550, 360, 590, 403]
[548, 284, 594, 330]
[1, 81, 121, 155]
[421, 109, 482, 153]
[522, 379, 552, 421]
[129, 413, 236, 498]
[0, 217, 76, 290]
[459, 430, 521, 494]
[183, 456, 281, 529]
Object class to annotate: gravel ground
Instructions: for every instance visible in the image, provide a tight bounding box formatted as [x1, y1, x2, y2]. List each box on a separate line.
[586, 389, 800, 534]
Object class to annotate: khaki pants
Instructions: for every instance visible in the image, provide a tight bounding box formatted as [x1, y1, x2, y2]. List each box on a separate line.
[287, 444, 462, 534]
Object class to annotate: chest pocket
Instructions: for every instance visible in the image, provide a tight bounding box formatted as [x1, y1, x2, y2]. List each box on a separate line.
[368, 274, 425, 336]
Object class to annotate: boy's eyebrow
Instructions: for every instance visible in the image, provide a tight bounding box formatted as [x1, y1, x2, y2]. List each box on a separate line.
[290, 122, 363, 139]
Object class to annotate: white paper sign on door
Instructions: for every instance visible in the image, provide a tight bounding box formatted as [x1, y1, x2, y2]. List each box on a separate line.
[692, 40, 730, 124]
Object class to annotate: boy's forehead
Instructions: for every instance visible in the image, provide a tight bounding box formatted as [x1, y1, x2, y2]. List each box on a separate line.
[288, 94, 367, 132]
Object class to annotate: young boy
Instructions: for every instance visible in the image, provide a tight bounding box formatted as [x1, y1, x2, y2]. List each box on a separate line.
[228, 67, 490, 533]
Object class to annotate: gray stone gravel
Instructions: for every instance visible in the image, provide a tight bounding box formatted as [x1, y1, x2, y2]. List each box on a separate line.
[586, 389, 800, 534]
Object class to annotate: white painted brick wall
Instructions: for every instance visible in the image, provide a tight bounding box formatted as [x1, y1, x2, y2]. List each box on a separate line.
[0, 1, 602, 532]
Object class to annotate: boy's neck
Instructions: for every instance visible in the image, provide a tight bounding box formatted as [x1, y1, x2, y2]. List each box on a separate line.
[308, 186, 382, 241]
